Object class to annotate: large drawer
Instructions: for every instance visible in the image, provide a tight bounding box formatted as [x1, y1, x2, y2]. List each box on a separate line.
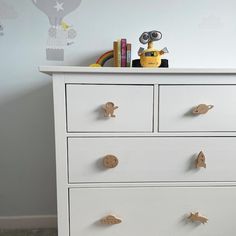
[68, 137, 236, 183]
[66, 84, 154, 132]
[159, 85, 236, 132]
[70, 187, 236, 236]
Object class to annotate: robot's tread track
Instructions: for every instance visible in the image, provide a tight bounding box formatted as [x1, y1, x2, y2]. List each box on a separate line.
[132, 59, 169, 68]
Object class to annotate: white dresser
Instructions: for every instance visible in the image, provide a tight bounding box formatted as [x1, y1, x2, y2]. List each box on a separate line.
[40, 67, 236, 236]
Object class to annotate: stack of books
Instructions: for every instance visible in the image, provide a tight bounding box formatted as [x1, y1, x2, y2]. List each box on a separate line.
[113, 39, 132, 67]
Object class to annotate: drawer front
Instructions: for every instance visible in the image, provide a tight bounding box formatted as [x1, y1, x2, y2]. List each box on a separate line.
[70, 187, 236, 236]
[66, 84, 154, 132]
[68, 137, 236, 183]
[159, 85, 236, 132]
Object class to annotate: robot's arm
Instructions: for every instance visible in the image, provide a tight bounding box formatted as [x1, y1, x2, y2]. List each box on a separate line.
[160, 47, 169, 55]
[138, 47, 145, 56]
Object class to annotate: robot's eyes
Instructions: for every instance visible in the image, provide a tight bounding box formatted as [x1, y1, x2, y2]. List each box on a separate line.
[139, 32, 150, 44]
[143, 33, 149, 40]
[150, 31, 162, 41]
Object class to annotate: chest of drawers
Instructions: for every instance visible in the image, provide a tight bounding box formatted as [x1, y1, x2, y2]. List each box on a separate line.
[40, 67, 236, 236]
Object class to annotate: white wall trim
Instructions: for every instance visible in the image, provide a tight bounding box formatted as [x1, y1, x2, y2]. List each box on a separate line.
[0, 215, 57, 229]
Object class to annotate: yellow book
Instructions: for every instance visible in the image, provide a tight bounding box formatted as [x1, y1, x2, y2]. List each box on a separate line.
[113, 41, 118, 67]
[117, 39, 121, 67]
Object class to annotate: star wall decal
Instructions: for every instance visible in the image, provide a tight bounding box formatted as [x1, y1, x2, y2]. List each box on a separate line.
[54, 1, 64, 12]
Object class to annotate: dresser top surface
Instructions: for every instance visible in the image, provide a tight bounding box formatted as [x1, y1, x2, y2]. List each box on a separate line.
[39, 66, 236, 76]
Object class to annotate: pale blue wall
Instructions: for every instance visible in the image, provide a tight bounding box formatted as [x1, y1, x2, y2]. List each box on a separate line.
[0, 0, 236, 216]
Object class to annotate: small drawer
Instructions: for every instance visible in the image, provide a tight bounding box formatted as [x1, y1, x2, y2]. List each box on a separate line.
[159, 85, 236, 132]
[66, 84, 154, 132]
[70, 187, 236, 236]
[68, 137, 236, 183]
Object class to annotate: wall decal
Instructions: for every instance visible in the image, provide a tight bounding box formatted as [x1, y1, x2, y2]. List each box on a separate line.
[0, 0, 18, 36]
[0, 22, 3, 36]
[32, 0, 82, 61]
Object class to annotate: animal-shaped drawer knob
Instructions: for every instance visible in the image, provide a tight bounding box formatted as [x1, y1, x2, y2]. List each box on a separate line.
[192, 104, 214, 115]
[103, 155, 119, 168]
[103, 102, 118, 117]
[100, 215, 122, 225]
[196, 151, 206, 168]
[188, 212, 208, 224]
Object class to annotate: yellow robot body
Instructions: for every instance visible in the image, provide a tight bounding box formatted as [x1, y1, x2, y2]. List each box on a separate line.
[140, 47, 162, 67]
[138, 31, 168, 68]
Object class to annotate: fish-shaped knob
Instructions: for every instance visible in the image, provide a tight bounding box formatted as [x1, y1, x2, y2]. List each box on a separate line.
[196, 151, 206, 168]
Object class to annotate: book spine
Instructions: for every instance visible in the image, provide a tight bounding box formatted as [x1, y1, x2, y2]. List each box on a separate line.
[113, 41, 119, 67]
[121, 39, 127, 67]
[117, 40, 121, 67]
[126, 43, 131, 67]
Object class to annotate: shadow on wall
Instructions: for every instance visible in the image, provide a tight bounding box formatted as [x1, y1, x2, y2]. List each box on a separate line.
[0, 83, 57, 216]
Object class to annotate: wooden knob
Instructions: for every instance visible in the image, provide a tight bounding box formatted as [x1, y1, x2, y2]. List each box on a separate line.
[103, 155, 119, 168]
[100, 215, 122, 225]
[103, 102, 118, 118]
[196, 151, 206, 168]
[188, 212, 208, 224]
[192, 104, 214, 115]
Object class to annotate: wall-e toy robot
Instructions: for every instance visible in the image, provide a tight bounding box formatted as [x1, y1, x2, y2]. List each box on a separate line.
[133, 30, 169, 68]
